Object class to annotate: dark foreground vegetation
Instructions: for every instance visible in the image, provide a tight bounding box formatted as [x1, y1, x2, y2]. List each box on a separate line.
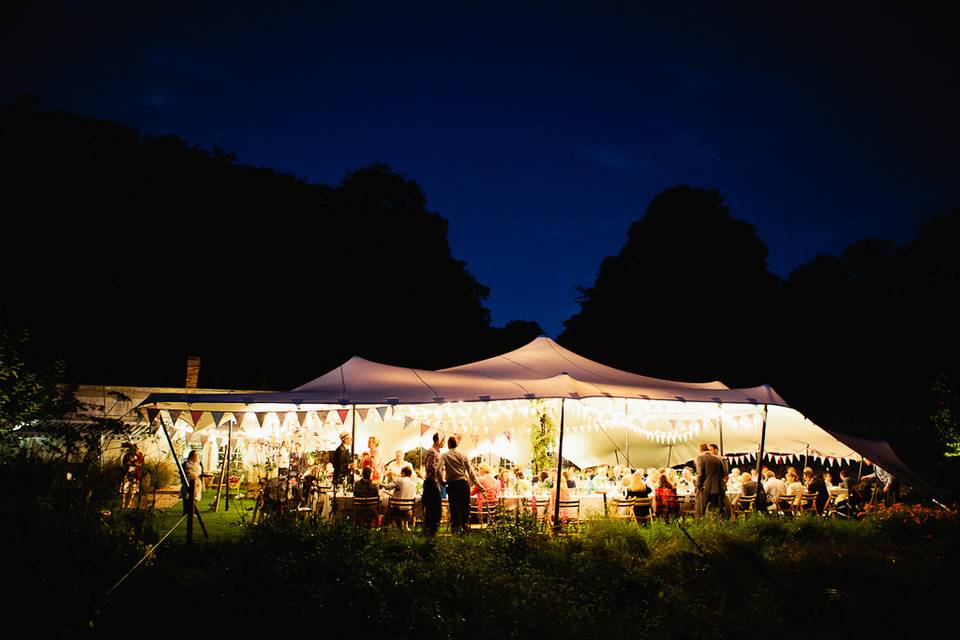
[4, 460, 956, 639]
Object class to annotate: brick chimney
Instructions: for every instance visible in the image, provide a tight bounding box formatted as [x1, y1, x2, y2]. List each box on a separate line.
[185, 355, 201, 388]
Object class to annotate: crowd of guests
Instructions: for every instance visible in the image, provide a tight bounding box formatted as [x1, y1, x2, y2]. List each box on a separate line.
[160, 427, 898, 528]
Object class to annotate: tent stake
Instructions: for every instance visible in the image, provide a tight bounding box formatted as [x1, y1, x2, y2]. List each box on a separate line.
[553, 398, 566, 531]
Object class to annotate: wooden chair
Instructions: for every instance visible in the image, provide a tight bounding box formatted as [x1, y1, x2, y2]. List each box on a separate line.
[633, 497, 654, 524]
[469, 499, 498, 529]
[553, 498, 582, 533]
[351, 495, 381, 527]
[440, 497, 451, 533]
[732, 494, 756, 518]
[521, 496, 550, 529]
[678, 494, 696, 518]
[610, 497, 635, 521]
[776, 494, 797, 516]
[820, 493, 837, 518]
[386, 496, 416, 529]
[798, 492, 819, 516]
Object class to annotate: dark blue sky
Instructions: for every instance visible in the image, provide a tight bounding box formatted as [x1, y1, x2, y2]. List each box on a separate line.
[4, 2, 957, 335]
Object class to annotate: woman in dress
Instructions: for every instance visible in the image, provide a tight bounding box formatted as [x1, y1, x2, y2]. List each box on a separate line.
[360, 436, 383, 482]
[655, 474, 680, 521]
[627, 471, 654, 523]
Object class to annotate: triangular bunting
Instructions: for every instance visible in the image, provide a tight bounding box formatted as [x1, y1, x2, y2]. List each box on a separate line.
[357, 408, 369, 422]
[504, 429, 512, 443]
[487, 433, 496, 445]
[211, 411, 225, 427]
[275, 411, 288, 427]
[403, 416, 414, 430]
[147, 408, 160, 424]
[471, 434, 479, 448]
[376, 406, 389, 421]
[254, 412, 269, 427]
[316, 410, 329, 424]
[232, 412, 245, 427]
[295, 411, 309, 427]
[167, 409, 183, 425]
[190, 411, 205, 427]
[420, 422, 431, 437]
[337, 409, 350, 424]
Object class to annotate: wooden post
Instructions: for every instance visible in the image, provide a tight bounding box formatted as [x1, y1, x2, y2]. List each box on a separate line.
[552, 398, 566, 531]
[225, 418, 233, 512]
[755, 404, 768, 478]
[186, 479, 195, 544]
[157, 413, 208, 538]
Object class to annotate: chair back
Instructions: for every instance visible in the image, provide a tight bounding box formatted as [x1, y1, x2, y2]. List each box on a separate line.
[633, 497, 654, 524]
[352, 495, 381, 526]
[734, 494, 756, 515]
[388, 496, 415, 512]
[610, 497, 635, 520]
[800, 492, 819, 514]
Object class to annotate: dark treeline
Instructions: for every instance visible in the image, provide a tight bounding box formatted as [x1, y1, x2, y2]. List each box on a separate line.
[561, 186, 959, 468]
[0, 96, 541, 389]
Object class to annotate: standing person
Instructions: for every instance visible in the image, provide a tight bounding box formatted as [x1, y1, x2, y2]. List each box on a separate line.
[803, 468, 828, 514]
[360, 436, 383, 482]
[182, 449, 203, 513]
[696, 443, 725, 517]
[331, 431, 354, 492]
[120, 443, 145, 509]
[422, 433, 443, 536]
[441, 436, 480, 534]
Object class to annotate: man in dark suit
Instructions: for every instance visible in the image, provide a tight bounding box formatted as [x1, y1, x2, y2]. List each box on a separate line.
[696, 443, 726, 517]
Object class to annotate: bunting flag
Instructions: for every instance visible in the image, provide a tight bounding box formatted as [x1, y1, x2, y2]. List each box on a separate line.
[211, 411, 225, 427]
[147, 408, 160, 424]
[488, 433, 496, 445]
[503, 429, 512, 443]
[376, 406, 389, 421]
[232, 412, 245, 427]
[316, 410, 329, 424]
[357, 408, 369, 423]
[168, 409, 183, 425]
[337, 409, 350, 424]
[137, 408, 149, 424]
[254, 412, 269, 427]
[420, 422, 431, 437]
[471, 434, 480, 448]
[295, 412, 309, 427]
[403, 416, 414, 430]
[275, 411, 288, 427]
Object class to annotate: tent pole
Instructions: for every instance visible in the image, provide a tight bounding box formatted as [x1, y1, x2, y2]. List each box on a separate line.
[667, 443, 672, 467]
[157, 411, 207, 539]
[719, 417, 725, 456]
[803, 445, 809, 470]
[857, 455, 864, 480]
[225, 418, 232, 512]
[755, 404, 768, 479]
[553, 398, 566, 531]
[350, 404, 357, 463]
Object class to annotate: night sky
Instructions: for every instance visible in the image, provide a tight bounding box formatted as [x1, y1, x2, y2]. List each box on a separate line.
[4, 3, 957, 336]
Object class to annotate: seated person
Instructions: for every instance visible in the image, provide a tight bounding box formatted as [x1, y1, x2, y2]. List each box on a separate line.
[655, 474, 679, 520]
[384, 449, 413, 479]
[387, 466, 417, 523]
[352, 466, 380, 498]
[739, 471, 759, 497]
[514, 469, 532, 494]
[471, 463, 500, 510]
[763, 469, 787, 509]
[627, 471, 654, 522]
[803, 468, 828, 513]
[823, 471, 835, 489]
[548, 472, 573, 525]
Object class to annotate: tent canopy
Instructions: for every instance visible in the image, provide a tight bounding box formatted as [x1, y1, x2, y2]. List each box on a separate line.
[139, 337, 857, 468]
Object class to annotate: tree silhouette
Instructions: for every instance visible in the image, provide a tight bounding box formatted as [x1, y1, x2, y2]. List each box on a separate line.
[0, 97, 541, 389]
[560, 185, 778, 386]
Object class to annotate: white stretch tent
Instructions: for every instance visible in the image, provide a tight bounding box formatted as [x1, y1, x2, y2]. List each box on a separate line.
[140, 338, 858, 470]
